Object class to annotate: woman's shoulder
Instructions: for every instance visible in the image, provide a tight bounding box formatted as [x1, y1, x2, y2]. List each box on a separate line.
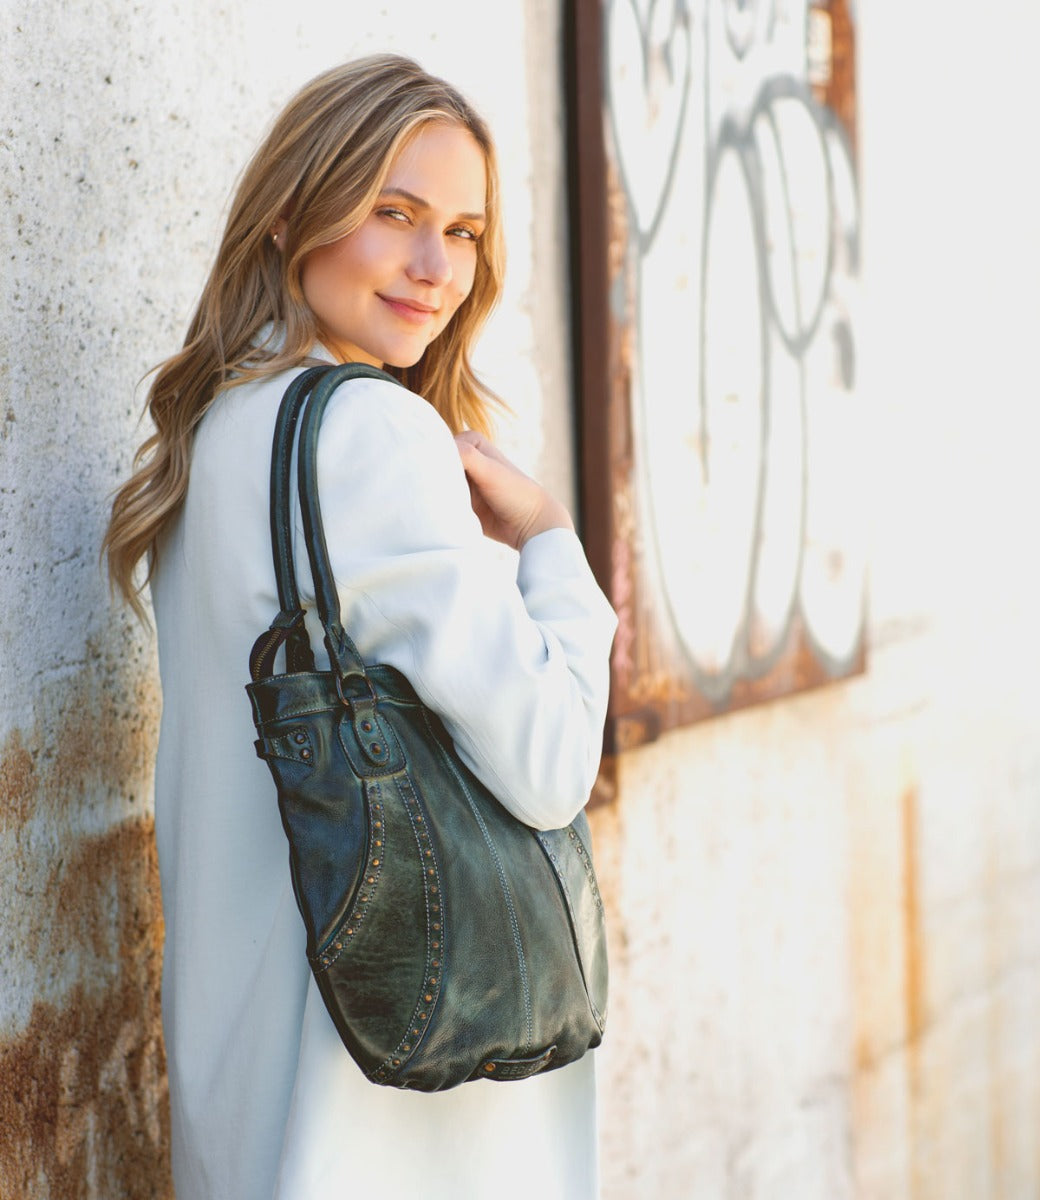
[310, 374, 462, 485]
[320, 373, 451, 441]
[210, 364, 449, 447]
[303, 372, 481, 558]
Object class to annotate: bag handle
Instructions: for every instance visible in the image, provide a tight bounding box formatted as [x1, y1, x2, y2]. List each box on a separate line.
[248, 361, 401, 681]
[296, 363, 403, 688]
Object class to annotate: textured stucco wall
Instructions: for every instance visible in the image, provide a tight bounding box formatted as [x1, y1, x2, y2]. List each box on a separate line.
[3, 2, 1040, 1199]
[0, 2, 571, 1195]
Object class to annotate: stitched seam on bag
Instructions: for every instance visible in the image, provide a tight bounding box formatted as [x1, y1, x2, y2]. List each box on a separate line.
[258, 699, 336, 722]
[420, 708, 533, 1054]
[336, 702, 406, 779]
[536, 831, 605, 1029]
[369, 774, 442, 1084]
[259, 728, 315, 766]
[564, 828, 606, 1027]
[488, 1047, 555, 1080]
[311, 786, 384, 972]
[569, 829, 604, 912]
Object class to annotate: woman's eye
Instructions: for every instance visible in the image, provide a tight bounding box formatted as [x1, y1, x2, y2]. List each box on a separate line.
[448, 225, 479, 242]
[377, 207, 410, 224]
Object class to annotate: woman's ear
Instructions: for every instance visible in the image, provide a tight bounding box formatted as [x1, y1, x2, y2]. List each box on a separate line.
[270, 216, 288, 250]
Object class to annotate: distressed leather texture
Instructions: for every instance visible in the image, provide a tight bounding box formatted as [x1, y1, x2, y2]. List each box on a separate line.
[245, 365, 608, 1091]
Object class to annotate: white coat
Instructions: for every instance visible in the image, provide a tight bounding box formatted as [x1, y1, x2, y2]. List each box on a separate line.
[150, 350, 617, 1199]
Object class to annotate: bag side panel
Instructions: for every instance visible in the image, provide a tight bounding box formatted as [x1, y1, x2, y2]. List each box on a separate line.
[536, 817, 609, 1030]
[374, 697, 605, 1090]
[317, 775, 435, 1077]
[252, 698, 368, 958]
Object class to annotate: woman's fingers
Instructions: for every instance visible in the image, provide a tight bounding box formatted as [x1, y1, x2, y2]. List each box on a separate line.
[454, 430, 511, 469]
[455, 434, 573, 549]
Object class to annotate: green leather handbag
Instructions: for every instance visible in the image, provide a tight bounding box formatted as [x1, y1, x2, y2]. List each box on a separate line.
[245, 364, 608, 1091]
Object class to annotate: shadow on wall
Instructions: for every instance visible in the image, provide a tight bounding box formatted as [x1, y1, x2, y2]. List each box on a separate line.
[0, 654, 172, 1199]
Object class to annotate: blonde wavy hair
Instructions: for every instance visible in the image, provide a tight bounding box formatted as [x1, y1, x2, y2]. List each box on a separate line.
[104, 54, 505, 619]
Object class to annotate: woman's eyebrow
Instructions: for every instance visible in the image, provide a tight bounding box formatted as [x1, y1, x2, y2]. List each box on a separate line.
[380, 187, 486, 223]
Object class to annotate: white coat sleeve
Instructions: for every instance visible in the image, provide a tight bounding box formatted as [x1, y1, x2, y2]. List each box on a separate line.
[294, 377, 617, 831]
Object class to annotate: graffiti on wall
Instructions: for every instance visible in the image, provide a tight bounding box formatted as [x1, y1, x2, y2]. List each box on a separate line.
[571, 0, 863, 751]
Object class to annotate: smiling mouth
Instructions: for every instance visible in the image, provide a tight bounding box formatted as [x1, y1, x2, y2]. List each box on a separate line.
[378, 295, 438, 324]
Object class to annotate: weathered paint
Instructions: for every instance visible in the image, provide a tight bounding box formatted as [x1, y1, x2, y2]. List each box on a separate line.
[0, 652, 170, 1198]
[593, 679, 859, 1200]
[571, 0, 866, 749]
[0, 2, 575, 1196]
[0, 821, 170, 1199]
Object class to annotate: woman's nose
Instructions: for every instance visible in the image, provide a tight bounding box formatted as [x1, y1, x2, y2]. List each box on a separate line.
[407, 231, 452, 287]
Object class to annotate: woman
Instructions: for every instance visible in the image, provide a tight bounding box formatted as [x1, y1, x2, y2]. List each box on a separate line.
[104, 55, 615, 1199]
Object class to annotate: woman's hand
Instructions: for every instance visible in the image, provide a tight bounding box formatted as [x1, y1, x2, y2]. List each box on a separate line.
[455, 431, 574, 550]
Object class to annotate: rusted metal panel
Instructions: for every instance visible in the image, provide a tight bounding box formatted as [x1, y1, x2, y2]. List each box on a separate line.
[568, 0, 865, 752]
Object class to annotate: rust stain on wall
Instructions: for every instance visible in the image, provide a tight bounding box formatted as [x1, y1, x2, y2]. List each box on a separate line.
[0, 819, 172, 1199]
[901, 785, 925, 1050]
[0, 648, 171, 1199]
[0, 731, 34, 830]
[900, 783, 925, 1200]
[0, 640, 159, 831]
[846, 751, 926, 1199]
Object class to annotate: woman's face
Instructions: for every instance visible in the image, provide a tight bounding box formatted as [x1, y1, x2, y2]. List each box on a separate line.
[299, 122, 488, 369]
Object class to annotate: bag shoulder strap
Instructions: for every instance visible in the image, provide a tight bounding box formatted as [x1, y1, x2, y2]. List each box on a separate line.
[296, 363, 403, 686]
[248, 361, 402, 682]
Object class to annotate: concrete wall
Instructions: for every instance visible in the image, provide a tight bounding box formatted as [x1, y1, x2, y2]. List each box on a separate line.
[0, 2, 571, 1195]
[2, 3, 1039, 1199]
